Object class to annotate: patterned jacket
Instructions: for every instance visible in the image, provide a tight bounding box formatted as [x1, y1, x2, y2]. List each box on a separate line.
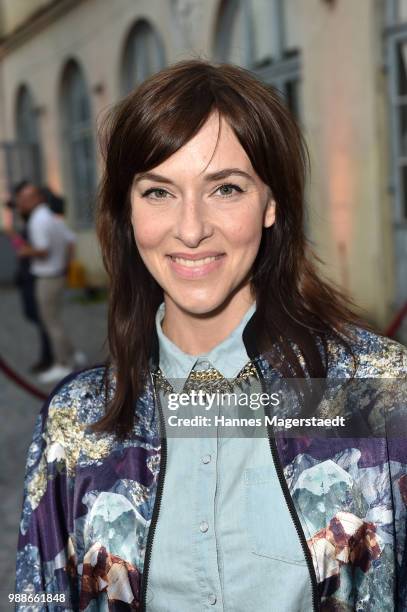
[15, 320, 407, 611]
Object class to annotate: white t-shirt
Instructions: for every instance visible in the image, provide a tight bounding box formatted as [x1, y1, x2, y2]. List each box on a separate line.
[27, 204, 76, 277]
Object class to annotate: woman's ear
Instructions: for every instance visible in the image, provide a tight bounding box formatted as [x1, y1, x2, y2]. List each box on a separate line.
[263, 196, 276, 228]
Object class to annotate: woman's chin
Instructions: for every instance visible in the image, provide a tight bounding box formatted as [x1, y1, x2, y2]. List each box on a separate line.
[169, 294, 226, 317]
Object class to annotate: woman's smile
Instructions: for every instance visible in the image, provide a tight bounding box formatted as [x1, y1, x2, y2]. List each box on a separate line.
[166, 252, 226, 279]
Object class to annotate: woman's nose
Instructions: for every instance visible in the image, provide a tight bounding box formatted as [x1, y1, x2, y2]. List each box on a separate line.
[174, 198, 213, 247]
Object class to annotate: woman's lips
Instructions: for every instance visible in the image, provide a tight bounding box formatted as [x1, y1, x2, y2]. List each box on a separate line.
[166, 254, 225, 279]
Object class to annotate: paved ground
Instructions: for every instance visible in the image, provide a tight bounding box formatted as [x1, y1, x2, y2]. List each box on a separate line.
[0, 286, 107, 611]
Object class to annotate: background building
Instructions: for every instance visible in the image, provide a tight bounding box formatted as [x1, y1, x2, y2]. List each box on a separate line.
[0, 0, 405, 341]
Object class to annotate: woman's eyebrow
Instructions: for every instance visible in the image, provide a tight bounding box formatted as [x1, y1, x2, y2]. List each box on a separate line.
[133, 172, 174, 185]
[203, 168, 254, 182]
[133, 168, 254, 186]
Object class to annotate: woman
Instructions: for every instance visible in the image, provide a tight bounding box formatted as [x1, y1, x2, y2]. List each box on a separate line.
[16, 60, 407, 611]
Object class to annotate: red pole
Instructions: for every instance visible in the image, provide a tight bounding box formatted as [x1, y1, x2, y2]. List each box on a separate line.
[0, 355, 47, 401]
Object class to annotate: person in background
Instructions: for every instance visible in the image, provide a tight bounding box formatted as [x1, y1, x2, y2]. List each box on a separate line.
[41, 185, 66, 216]
[3, 184, 54, 372]
[15, 182, 81, 383]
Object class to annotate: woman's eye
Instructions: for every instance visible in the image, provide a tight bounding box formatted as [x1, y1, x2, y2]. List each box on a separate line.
[141, 184, 243, 200]
[214, 184, 243, 197]
[142, 188, 170, 199]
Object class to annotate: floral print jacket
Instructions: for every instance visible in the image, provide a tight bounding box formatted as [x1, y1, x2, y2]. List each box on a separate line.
[16, 321, 407, 611]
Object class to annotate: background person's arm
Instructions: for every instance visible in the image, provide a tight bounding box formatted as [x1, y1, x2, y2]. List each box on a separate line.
[16, 244, 48, 259]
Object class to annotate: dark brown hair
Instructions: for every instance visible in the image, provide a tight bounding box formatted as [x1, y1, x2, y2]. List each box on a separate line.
[94, 59, 373, 437]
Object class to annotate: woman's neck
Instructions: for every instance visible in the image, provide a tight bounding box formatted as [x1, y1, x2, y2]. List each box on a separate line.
[161, 292, 255, 356]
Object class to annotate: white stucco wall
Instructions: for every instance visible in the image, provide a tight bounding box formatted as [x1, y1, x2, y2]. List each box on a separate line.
[0, 0, 398, 330]
[299, 0, 393, 326]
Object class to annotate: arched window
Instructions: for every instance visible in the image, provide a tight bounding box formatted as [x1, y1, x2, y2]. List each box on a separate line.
[121, 19, 165, 95]
[214, 0, 255, 68]
[385, 0, 407, 311]
[14, 84, 43, 183]
[214, 0, 302, 121]
[60, 59, 96, 228]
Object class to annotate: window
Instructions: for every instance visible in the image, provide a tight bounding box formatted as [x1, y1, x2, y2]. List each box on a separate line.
[14, 84, 43, 184]
[214, 0, 302, 121]
[60, 60, 96, 228]
[389, 0, 407, 22]
[397, 41, 407, 218]
[385, 3, 407, 308]
[388, 34, 407, 220]
[121, 19, 166, 95]
[214, 0, 253, 68]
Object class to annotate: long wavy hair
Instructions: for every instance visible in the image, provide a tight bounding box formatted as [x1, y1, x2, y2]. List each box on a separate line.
[94, 59, 373, 437]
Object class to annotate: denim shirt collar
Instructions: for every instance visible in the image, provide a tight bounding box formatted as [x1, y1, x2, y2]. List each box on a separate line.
[154, 301, 257, 380]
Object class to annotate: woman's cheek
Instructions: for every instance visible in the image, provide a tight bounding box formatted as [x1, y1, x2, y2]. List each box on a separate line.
[228, 216, 262, 249]
[132, 217, 163, 250]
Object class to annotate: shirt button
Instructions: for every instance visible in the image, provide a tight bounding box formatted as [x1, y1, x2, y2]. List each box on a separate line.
[208, 594, 217, 605]
[197, 359, 211, 369]
[201, 454, 211, 464]
[199, 520, 209, 533]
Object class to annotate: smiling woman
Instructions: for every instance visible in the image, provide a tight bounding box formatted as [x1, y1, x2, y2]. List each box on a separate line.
[15, 60, 407, 612]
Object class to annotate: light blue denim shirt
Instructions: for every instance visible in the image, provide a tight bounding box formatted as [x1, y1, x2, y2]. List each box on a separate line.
[147, 301, 312, 611]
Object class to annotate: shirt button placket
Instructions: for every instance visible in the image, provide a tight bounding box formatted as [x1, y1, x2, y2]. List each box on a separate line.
[195, 358, 222, 610]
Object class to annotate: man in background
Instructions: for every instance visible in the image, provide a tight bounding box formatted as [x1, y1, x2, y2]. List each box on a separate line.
[15, 182, 79, 383]
[3, 183, 54, 372]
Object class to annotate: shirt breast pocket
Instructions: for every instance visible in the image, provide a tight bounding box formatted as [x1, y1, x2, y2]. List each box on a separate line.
[243, 465, 307, 565]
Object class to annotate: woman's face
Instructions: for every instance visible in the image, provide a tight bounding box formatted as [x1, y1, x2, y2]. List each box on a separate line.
[130, 112, 275, 316]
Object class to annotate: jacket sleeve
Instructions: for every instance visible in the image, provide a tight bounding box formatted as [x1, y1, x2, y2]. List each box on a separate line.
[388, 434, 407, 611]
[15, 387, 79, 611]
[386, 349, 407, 611]
[388, 438, 407, 612]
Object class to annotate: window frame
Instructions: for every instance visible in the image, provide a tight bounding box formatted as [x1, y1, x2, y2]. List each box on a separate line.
[14, 84, 43, 184]
[385, 17, 407, 225]
[121, 18, 166, 95]
[60, 60, 97, 231]
[214, 0, 302, 122]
